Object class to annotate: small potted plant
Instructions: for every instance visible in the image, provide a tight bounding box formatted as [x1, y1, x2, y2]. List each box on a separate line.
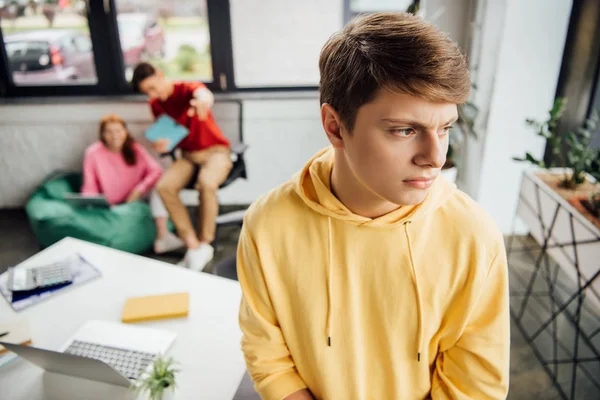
[134, 356, 179, 400]
[513, 98, 599, 200]
[513, 97, 600, 233]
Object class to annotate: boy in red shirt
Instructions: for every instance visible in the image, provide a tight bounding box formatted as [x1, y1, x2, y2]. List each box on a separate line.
[132, 62, 232, 271]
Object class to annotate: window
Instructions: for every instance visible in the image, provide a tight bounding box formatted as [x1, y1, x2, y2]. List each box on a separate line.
[114, 0, 213, 83]
[229, 0, 342, 88]
[0, 0, 329, 96]
[0, 1, 98, 86]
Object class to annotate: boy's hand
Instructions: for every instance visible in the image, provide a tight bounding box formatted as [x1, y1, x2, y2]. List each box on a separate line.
[188, 98, 211, 121]
[153, 139, 170, 153]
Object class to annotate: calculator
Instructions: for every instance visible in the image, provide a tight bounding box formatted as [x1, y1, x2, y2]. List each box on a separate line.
[7, 262, 73, 293]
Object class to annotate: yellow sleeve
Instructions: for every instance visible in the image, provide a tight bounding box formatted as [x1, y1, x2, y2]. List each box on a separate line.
[431, 248, 510, 399]
[237, 223, 308, 400]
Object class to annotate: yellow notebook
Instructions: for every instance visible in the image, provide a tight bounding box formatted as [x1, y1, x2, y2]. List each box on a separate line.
[121, 292, 189, 323]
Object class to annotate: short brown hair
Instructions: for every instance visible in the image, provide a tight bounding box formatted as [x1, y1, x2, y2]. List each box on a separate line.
[319, 12, 470, 131]
[131, 62, 156, 92]
[99, 114, 137, 165]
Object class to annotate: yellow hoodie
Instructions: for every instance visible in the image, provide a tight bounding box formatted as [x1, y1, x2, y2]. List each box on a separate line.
[238, 148, 510, 400]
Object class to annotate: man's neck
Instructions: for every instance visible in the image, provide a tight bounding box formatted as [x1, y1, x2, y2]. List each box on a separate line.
[164, 80, 175, 100]
[330, 151, 400, 219]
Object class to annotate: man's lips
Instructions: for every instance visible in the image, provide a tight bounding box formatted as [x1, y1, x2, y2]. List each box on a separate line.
[403, 176, 436, 189]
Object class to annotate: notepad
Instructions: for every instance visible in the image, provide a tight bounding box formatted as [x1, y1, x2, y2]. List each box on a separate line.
[0, 315, 32, 355]
[144, 115, 189, 152]
[121, 292, 189, 323]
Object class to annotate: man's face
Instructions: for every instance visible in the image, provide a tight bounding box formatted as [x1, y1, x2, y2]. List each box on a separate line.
[138, 73, 171, 102]
[341, 89, 457, 206]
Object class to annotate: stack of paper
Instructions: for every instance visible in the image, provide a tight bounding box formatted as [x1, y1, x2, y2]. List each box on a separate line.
[0, 253, 101, 312]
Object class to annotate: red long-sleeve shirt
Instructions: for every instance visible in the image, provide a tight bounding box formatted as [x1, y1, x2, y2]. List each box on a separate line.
[150, 82, 230, 151]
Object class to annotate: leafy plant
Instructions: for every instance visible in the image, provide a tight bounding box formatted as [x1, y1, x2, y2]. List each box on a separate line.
[445, 101, 479, 168]
[513, 97, 600, 189]
[134, 356, 179, 400]
[175, 44, 200, 73]
[406, 0, 421, 15]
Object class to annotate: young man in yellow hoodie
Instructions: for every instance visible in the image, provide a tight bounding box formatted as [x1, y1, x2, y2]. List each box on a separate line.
[238, 12, 510, 400]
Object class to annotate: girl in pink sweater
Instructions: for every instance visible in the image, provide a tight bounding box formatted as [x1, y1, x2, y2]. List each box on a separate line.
[81, 114, 183, 254]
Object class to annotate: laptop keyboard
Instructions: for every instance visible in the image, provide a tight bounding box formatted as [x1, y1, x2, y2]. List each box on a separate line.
[64, 340, 157, 380]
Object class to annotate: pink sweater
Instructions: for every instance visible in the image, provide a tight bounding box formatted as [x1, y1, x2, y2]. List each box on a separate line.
[81, 142, 163, 205]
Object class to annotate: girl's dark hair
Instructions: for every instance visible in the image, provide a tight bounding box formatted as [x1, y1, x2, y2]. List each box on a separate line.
[99, 114, 136, 165]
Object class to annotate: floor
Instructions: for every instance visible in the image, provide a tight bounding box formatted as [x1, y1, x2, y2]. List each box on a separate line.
[1, 209, 598, 399]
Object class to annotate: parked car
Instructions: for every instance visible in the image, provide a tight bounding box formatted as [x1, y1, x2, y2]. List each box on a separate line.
[117, 13, 165, 68]
[5, 29, 96, 85]
[0, 0, 42, 17]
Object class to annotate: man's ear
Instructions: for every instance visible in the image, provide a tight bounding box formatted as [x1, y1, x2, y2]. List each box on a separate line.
[321, 104, 346, 149]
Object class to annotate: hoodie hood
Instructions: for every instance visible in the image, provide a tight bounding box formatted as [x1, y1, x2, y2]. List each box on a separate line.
[293, 146, 457, 360]
[294, 147, 456, 226]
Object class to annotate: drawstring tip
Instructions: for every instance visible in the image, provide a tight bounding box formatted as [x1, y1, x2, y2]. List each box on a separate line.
[328, 337, 331, 347]
[417, 352, 421, 362]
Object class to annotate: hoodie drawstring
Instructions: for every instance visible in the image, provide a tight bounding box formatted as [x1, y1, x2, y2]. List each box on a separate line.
[327, 217, 333, 347]
[404, 221, 423, 362]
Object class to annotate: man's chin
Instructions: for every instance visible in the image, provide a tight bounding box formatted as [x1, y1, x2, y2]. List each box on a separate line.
[389, 190, 429, 207]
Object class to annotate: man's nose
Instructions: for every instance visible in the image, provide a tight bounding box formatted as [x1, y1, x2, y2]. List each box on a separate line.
[413, 132, 446, 168]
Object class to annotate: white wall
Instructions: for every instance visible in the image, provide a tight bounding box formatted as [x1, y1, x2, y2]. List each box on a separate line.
[426, 0, 470, 49]
[460, 0, 507, 194]
[230, 0, 343, 87]
[0, 99, 329, 208]
[474, 0, 572, 233]
[229, 0, 470, 87]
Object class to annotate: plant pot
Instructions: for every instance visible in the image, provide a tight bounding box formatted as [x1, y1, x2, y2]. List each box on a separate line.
[440, 166, 457, 183]
[148, 387, 174, 400]
[160, 388, 175, 400]
[515, 169, 600, 310]
[568, 196, 600, 230]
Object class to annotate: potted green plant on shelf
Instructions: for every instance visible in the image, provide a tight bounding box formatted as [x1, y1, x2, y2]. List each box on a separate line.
[134, 356, 179, 400]
[513, 97, 600, 228]
[514, 98, 599, 189]
[511, 100, 600, 318]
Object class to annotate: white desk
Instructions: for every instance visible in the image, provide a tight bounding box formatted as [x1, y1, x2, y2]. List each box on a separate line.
[0, 238, 246, 400]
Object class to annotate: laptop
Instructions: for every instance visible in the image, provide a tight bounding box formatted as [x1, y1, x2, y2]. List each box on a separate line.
[64, 194, 111, 209]
[0, 320, 176, 387]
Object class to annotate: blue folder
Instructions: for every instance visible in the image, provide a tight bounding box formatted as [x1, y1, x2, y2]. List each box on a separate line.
[144, 115, 189, 152]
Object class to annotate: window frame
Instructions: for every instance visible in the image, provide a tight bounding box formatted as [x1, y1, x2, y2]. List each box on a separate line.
[0, 0, 322, 98]
[0, 0, 117, 97]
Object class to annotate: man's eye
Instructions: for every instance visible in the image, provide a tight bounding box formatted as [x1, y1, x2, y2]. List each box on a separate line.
[390, 128, 414, 137]
[441, 126, 453, 134]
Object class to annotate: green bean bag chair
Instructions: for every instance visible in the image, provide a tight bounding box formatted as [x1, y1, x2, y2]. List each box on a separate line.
[25, 172, 156, 254]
